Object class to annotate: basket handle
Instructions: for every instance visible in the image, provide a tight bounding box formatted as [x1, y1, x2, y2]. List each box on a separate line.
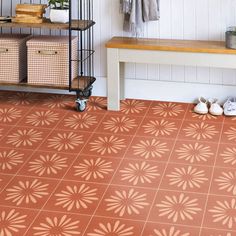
[37, 50, 58, 55]
[0, 48, 8, 53]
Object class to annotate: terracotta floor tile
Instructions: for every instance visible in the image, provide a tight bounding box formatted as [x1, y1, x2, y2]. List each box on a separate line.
[84, 216, 145, 236]
[0, 205, 39, 236]
[1, 126, 50, 150]
[200, 228, 236, 236]
[216, 143, 236, 169]
[19, 151, 77, 179]
[125, 136, 174, 162]
[0, 174, 14, 193]
[224, 115, 236, 124]
[44, 180, 107, 215]
[0, 147, 33, 175]
[0, 175, 59, 209]
[137, 117, 182, 139]
[221, 124, 236, 144]
[0, 105, 31, 126]
[170, 140, 217, 166]
[64, 155, 121, 184]
[185, 104, 224, 123]
[117, 99, 152, 116]
[210, 167, 236, 197]
[39, 130, 91, 154]
[96, 185, 156, 221]
[0, 124, 14, 140]
[25, 210, 90, 236]
[17, 107, 65, 129]
[57, 111, 104, 132]
[178, 120, 222, 142]
[142, 222, 200, 236]
[147, 101, 188, 119]
[160, 163, 213, 194]
[86, 96, 108, 113]
[203, 195, 236, 231]
[82, 133, 132, 158]
[97, 113, 143, 136]
[112, 159, 166, 189]
[149, 190, 207, 226]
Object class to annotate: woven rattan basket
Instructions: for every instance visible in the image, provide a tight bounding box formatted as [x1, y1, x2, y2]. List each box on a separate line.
[0, 34, 30, 83]
[27, 36, 78, 87]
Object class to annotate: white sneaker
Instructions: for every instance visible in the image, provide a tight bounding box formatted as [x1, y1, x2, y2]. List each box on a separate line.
[194, 97, 208, 115]
[208, 98, 223, 116]
[223, 97, 236, 116]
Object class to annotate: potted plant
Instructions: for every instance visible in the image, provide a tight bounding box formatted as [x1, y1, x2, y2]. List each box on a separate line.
[48, 0, 69, 23]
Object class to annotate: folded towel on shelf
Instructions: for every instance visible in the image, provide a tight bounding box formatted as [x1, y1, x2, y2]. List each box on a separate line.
[143, 0, 160, 22]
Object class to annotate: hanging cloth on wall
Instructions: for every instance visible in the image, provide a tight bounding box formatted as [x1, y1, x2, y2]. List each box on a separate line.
[143, 0, 160, 22]
[120, 0, 160, 36]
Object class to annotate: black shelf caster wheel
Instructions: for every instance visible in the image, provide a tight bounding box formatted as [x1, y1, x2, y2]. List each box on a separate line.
[76, 99, 87, 112]
[82, 89, 92, 99]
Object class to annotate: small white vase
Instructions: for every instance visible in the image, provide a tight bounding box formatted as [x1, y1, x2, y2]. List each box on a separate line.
[50, 9, 69, 23]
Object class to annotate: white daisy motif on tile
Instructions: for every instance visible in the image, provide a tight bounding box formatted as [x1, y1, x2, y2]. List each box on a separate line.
[175, 143, 213, 164]
[6, 179, 49, 206]
[132, 139, 169, 159]
[43, 95, 72, 109]
[0, 209, 27, 236]
[7, 93, 36, 106]
[28, 154, 68, 176]
[191, 111, 217, 121]
[209, 199, 236, 229]
[143, 119, 177, 137]
[73, 158, 113, 181]
[33, 215, 80, 236]
[220, 147, 236, 166]
[183, 122, 218, 140]
[87, 220, 134, 236]
[103, 116, 137, 133]
[215, 171, 236, 195]
[87, 97, 107, 111]
[26, 110, 59, 127]
[225, 127, 236, 141]
[64, 114, 97, 130]
[121, 100, 147, 115]
[152, 103, 184, 118]
[48, 132, 84, 151]
[90, 136, 126, 155]
[0, 150, 24, 171]
[0, 108, 22, 123]
[167, 166, 208, 190]
[105, 188, 149, 217]
[55, 184, 98, 211]
[120, 161, 160, 185]
[153, 226, 190, 236]
[7, 129, 43, 148]
[156, 193, 201, 223]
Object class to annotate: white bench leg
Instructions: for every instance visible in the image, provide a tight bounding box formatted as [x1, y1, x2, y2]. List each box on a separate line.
[107, 48, 121, 111]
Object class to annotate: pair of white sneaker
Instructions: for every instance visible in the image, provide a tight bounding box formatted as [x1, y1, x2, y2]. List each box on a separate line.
[194, 97, 223, 116]
[194, 97, 236, 116]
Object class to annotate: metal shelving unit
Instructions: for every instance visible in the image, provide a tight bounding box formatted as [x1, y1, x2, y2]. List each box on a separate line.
[0, 0, 95, 111]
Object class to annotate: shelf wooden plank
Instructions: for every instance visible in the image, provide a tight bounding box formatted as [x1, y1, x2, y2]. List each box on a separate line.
[0, 18, 95, 30]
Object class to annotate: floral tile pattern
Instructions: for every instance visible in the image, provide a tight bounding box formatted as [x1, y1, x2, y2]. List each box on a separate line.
[0, 91, 233, 235]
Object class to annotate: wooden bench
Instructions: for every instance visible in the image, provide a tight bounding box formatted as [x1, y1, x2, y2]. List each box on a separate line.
[106, 37, 236, 111]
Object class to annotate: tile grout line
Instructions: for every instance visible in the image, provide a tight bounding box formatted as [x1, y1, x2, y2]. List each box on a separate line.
[140, 103, 192, 236]
[22, 103, 107, 236]
[198, 114, 226, 236]
[80, 100, 153, 236]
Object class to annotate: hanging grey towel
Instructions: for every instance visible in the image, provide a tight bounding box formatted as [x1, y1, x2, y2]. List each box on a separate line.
[142, 0, 160, 22]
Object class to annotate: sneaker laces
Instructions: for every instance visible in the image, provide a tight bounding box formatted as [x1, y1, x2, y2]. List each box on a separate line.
[224, 101, 236, 111]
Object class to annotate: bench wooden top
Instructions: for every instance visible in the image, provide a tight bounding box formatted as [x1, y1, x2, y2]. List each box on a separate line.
[106, 37, 236, 54]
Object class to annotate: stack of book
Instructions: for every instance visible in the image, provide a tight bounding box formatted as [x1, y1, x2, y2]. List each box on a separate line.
[12, 4, 47, 24]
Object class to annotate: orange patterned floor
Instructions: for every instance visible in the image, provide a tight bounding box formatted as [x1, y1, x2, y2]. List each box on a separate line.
[0, 91, 235, 236]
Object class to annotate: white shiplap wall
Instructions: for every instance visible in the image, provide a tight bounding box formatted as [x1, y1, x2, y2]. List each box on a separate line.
[1, 0, 236, 101]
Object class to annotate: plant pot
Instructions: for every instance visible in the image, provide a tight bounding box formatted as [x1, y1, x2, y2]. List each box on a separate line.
[50, 8, 69, 23]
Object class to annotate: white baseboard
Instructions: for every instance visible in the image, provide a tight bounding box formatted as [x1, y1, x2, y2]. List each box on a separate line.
[1, 77, 236, 104]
